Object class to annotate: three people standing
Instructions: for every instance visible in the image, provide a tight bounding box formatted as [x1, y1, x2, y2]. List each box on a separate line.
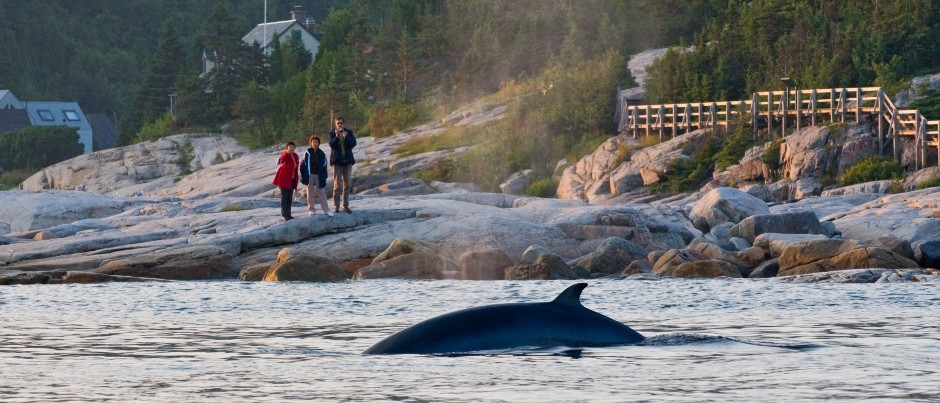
[328, 116, 356, 214]
[272, 116, 357, 221]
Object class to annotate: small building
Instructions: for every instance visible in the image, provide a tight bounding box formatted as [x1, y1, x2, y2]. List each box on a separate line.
[203, 5, 320, 75]
[0, 90, 99, 154]
[25, 102, 94, 154]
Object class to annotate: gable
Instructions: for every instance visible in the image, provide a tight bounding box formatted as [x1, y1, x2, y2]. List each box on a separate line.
[0, 89, 24, 110]
[242, 20, 319, 57]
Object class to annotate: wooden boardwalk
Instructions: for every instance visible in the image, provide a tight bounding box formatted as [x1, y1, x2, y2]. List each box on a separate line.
[619, 87, 940, 169]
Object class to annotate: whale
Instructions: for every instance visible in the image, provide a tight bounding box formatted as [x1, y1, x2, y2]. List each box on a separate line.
[363, 283, 645, 355]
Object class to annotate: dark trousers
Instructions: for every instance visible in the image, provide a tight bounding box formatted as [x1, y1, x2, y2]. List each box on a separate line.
[280, 187, 294, 217]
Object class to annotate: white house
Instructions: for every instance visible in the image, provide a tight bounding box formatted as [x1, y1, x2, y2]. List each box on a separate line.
[203, 5, 320, 75]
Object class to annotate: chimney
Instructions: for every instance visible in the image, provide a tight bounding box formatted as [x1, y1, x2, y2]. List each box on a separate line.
[291, 6, 306, 24]
[305, 17, 316, 33]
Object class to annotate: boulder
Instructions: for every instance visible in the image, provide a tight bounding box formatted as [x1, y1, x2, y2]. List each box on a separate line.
[505, 245, 582, 280]
[372, 238, 443, 265]
[239, 263, 271, 281]
[651, 248, 709, 276]
[749, 259, 780, 278]
[570, 237, 647, 276]
[663, 259, 743, 279]
[97, 245, 234, 280]
[731, 211, 825, 244]
[354, 252, 455, 280]
[689, 187, 770, 233]
[915, 240, 940, 268]
[458, 247, 513, 280]
[777, 239, 920, 276]
[781, 126, 836, 181]
[499, 169, 532, 195]
[752, 233, 830, 258]
[263, 249, 347, 282]
[623, 259, 653, 275]
[866, 236, 915, 261]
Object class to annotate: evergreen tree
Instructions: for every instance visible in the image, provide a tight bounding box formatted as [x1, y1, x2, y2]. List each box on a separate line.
[123, 21, 187, 146]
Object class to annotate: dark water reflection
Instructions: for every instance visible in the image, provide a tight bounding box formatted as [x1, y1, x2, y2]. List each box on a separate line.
[1, 279, 938, 401]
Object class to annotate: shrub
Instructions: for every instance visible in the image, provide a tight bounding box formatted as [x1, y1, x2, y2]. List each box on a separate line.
[916, 176, 940, 190]
[525, 177, 558, 198]
[838, 156, 903, 186]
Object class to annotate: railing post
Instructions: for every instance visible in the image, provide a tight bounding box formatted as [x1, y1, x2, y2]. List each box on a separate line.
[840, 89, 847, 124]
[645, 105, 651, 137]
[710, 102, 717, 131]
[657, 105, 665, 141]
[685, 105, 692, 134]
[917, 113, 924, 170]
[810, 89, 818, 127]
[767, 92, 774, 136]
[751, 93, 759, 139]
[795, 89, 802, 130]
[782, 90, 788, 135]
[725, 101, 731, 130]
[830, 88, 836, 122]
[672, 104, 678, 138]
[877, 89, 884, 154]
[631, 107, 639, 138]
[856, 88, 862, 122]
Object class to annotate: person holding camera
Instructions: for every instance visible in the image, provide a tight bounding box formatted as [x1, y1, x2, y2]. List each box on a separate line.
[328, 116, 356, 213]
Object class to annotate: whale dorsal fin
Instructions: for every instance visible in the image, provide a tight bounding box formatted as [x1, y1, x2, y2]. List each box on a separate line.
[551, 283, 588, 307]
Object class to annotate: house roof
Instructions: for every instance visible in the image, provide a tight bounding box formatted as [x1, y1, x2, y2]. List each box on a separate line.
[0, 89, 24, 110]
[25, 101, 92, 133]
[86, 113, 119, 150]
[0, 109, 32, 133]
[243, 20, 318, 49]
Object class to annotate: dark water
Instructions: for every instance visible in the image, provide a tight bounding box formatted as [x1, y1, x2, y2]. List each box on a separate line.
[1, 279, 938, 402]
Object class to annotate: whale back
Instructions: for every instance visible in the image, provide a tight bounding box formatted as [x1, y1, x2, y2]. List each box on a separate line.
[363, 283, 644, 355]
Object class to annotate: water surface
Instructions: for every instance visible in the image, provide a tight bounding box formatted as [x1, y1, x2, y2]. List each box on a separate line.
[1, 279, 937, 401]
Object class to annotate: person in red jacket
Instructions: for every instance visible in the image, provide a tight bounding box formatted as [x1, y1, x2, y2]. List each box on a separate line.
[272, 141, 300, 221]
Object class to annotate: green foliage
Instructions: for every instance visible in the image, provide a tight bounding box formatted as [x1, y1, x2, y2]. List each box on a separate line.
[909, 88, 940, 120]
[410, 159, 454, 184]
[649, 133, 721, 194]
[363, 101, 428, 138]
[133, 113, 177, 144]
[762, 138, 785, 179]
[916, 176, 940, 190]
[643, 0, 940, 103]
[713, 124, 754, 171]
[175, 140, 195, 173]
[525, 178, 559, 198]
[0, 169, 34, 190]
[0, 126, 83, 171]
[393, 124, 488, 157]
[839, 156, 903, 187]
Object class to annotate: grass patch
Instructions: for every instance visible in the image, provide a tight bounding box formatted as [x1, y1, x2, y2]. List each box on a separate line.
[0, 169, 36, 190]
[393, 124, 491, 157]
[222, 204, 249, 212]
[916, 176, 940, 190]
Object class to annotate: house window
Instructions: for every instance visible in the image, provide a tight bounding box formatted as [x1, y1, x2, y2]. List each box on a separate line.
[63, 110, 80, 121]
[38, 109, 54, 121]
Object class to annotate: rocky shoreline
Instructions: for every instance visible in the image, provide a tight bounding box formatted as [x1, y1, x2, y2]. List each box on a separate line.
[2, 101, 939, 285]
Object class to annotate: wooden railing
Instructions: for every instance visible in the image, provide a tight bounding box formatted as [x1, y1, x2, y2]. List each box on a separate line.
[619, 87, 940, 169]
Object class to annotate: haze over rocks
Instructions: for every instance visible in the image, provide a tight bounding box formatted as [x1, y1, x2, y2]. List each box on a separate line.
[3, 101, 940, 284]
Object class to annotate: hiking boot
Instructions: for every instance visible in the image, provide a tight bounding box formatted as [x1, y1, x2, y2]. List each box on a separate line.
[343, 205, 352, 213]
